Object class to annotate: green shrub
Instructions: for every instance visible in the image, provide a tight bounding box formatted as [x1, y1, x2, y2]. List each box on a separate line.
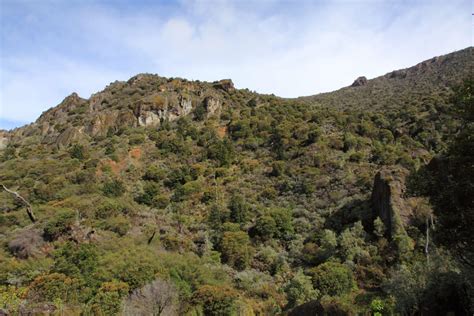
[69, 144, 87, 160]
[309, 262, 354, 297]
[95, 199, 128, 219]
[102, 180, 125, 197]
[221, 231, 253, 270]
[285, 270, 319, 309]
[25, 273, 80, 303]
[88, 281, 129, 315]
[43, 209, 76, 240]
[100, 215, 131, 236]
[228, 194, 249, 224]
[192, 285, 238, 316]
[254, 215, 278, 241]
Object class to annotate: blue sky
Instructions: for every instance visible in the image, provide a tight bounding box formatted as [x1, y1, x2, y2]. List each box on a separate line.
[0, 0, 471, 130]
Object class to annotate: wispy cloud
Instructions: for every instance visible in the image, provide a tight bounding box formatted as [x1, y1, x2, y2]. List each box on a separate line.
[0, 0, 471, 129]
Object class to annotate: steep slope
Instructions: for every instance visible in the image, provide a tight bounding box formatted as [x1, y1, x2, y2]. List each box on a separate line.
[0, 48, 472, 315]
[299, 46, 473, 111]
[6, 76, 245, 148]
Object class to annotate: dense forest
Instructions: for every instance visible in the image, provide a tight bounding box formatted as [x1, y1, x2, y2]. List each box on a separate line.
[0, 47, 472, 315]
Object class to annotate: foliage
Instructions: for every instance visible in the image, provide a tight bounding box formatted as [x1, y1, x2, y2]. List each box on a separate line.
[221, 231, 253, 270]
[0, 53, 471, 313]
[309, 262, 354, 297]
[43, 209, 76, 240]
[192, 284, 239, 316]
[101, 179, 125, 197]
[284, 270, 319, 309]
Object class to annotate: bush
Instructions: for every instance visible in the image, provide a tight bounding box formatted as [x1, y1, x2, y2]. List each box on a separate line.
[228, 194, 249, 224]
[69, 144, 87, 160]
[43, 209, 76, 240]
[129, 133, 145, 145]
[143, 165, 166, 182]
[102, 180, 125, 197]
[25, 273, 80, 303]
[53, 242, 99, 287]
[221, 231, 253, 270]
[95, 199, 128, 219]
[88, 281, 129, 315]
[284, 270, 319, 309]
[100, 215, 131, 236]
[253, 215, 278, 241]
[192, 285, 238, 316]
[309, 262, 354, 297]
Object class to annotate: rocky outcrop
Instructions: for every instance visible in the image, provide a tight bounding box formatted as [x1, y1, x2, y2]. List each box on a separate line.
[55, 126, 87, 148]
[351, 76, 368, 87]
[7, 74, 237, 146]
[38, 92, 87, 124]
[203, 96, 221, 117]
[134, 94, 194, 127]
[214, 79, 235, 92]
[371, 166, 413, 238]
[0, 131, 9, 149]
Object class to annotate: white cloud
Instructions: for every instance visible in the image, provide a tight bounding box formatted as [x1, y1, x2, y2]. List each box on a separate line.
[0, 0, 471, 127]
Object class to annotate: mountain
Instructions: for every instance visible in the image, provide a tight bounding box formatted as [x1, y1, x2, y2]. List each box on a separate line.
[0, 48, 472, 315]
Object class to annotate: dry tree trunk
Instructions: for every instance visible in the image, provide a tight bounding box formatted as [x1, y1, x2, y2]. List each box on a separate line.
[1, 184, 36, 223]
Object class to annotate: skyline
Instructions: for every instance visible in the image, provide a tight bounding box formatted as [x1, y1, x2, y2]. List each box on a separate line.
[1, 0, 472, 130]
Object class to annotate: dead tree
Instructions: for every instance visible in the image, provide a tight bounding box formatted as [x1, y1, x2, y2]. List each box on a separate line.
[1, 184, 36, 223]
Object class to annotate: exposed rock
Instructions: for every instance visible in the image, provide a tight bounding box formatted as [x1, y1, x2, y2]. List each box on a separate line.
[214, 79, 235, 92]
[138, 110, 162, 127]
[351, 76, 368, 87]
[203, 96, 221, 117]
[87, 112, 117, 136]
[55, 126, 86, 148]
[38, 92, 87, 123]
[371, 166, 413, 238]
[0, 132, 9, 149]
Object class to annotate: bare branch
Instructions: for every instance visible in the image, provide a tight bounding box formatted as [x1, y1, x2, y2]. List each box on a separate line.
[1, 184, 36, 223]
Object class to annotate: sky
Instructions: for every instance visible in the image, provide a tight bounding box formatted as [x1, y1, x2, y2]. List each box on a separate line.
[0, 0, 472, 130]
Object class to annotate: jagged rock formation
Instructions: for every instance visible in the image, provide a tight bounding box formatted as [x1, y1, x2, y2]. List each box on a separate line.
[351, 76, 368, 87]
[6, 75, 232, 147]
[371, 166, 413, 239]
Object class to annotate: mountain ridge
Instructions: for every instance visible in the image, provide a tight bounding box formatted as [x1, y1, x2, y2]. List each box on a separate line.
[0, 47, 472, 315]
[2, 47, 472, 135]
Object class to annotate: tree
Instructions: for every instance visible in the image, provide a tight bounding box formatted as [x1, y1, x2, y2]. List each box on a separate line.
[89, 281, 129, 315]
[43, 209, 76, 240]
[192, 285, 238, 316]
[338, 221, 368, 263]
[228, 194, 249, 224]
[254, 215, 278, 241]
[53, 242, 99, 286]
[309, 262, 354, 297]
[25, 273, 80, 303]
[102, 179, 125, 197]
[69, 144, 87, 160]
[284, 270, 319, 309]
[221, 231, 253, 270]
[270, 207, 294, 240]
[422, 78, 474, 266]
[373, 217, 386, 238]
[123, 279, 178, 315]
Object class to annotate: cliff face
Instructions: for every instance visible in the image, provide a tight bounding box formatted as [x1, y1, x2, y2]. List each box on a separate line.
[371, 166, 413, 238]
[6, 75, 232, 148]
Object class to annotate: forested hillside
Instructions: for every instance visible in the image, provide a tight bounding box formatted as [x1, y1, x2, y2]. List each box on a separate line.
[0, 47, 472, 315]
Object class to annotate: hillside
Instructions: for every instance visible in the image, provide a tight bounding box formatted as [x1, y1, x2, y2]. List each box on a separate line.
[0, 48, 472, 315]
